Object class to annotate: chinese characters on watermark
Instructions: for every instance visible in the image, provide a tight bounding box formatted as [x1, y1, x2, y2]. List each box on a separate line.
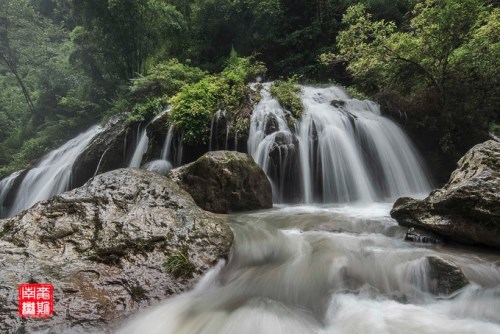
[18, 283, 53, 318]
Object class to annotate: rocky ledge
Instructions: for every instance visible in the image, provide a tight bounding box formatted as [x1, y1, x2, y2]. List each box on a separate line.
[391, 140, 500, 248]
[0, 168, 233, 333]
[170, 151, 273, 213]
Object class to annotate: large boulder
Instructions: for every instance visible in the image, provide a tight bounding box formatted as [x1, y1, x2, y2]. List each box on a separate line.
[170, 151, 273, 213]
[426, 256, 469, 295]
[391, 140, 500, 248]
[0, 169, 233, 333]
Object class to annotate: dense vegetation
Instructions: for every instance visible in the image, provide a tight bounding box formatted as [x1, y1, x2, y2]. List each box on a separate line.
[321, 0, 499, 178]
[0, 0, 498, 180]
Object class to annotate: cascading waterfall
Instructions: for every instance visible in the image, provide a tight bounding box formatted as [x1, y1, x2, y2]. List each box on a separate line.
[144, 125, 174, 175]
[248, 84, 297, 201]
[209, 109, 233, 151]
[128, 125, 149, 168]
[161, 125, 174, 161]
[248, 84, 431, 203]
[4, 126, 101, 217]
[299, 86, 431, 203]
[0, 171, 21, 218]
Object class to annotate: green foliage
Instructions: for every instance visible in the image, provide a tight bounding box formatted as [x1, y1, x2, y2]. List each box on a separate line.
[72, 0, 186, 80]
[490, 123, 500, 137]
[130, 59, 206, 99]
[125, 59, 206, 122]
[324, 0, 497, 158]
[169, 56, 265, 145]
[269, 78, 304, 119]
[163, 250, 196, 279]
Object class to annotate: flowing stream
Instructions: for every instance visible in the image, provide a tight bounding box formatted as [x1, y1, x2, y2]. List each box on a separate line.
[118, 204, 500, 334]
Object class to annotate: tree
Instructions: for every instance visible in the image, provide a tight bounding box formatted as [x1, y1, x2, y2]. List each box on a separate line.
[71, 0, 185, 81]
[0, 0, 40, 113]
[322, 0, 499, 175]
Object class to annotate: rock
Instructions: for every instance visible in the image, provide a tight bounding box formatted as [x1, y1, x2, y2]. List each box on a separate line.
[404, 227, 440, 244]
[0, 169, 232, 333]
[426, 256, 469, 295]
[330, 99, 346, 108]
[72, 115, 134, 188]
[170, 151, 272, 213]
[391, 140, 500, 248]
[268, 133, 302, 202]
[264, 113, 279, 135]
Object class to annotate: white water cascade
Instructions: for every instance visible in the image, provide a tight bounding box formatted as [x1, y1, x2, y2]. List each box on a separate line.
[0, 171, 21, 218]
[144, 125, 175, 175]
[4, 126, 101, 217]
[248, 84, 431, 203]
[248, 84, 296, 201]
[117, 205, 500, 334]
[128, 126, 149, 168]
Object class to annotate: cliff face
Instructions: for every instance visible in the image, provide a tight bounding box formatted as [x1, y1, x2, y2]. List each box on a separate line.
[391, 140, 500, 248]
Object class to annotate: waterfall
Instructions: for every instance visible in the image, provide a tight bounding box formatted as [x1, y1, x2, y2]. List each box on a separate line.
[209, 110, 230, 151]
[4, 126, 101, 217]
[128, 126, 149, 168]
[144, 125, 175, 176]
[248, 84, 431, 203]
[0, 171, 21, 218]
[248, 84, 296, 201]
[161, 125, 175, 161]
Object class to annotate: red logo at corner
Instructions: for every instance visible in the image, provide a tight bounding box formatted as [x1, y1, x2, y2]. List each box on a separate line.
[18, 283, 54, 318]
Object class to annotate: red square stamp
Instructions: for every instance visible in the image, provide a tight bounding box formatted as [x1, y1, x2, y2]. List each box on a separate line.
[18, 283, 54, 318]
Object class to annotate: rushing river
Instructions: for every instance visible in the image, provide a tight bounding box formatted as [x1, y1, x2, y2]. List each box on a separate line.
[117, 204, 500, 334]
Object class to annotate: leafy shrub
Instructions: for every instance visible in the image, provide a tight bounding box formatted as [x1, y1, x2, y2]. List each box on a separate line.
[169, 56, 266, 145]
[125, 59, 206, 123]
[270, 77, 303, 119]
[130, 59, 206, 100]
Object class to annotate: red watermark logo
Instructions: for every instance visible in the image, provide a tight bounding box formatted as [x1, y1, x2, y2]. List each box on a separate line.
[18, 283, 54, 318]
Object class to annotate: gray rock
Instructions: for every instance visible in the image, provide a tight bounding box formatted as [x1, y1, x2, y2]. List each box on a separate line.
[0, 168, 232, 333]
[72, 115, 133, 188]
[426, 256, 469, 295]
[170, 151, 273, 213]
[264, 113, 279, 135]
[391, 140, 500, 248]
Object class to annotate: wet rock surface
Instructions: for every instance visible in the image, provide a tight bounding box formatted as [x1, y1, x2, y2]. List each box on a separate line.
[170, 151, 273, 213]
[72, 115, 134, 188]
[426, 256, 469, 295]
[391, 140, 500, 248]
[0, 169, 233, 333]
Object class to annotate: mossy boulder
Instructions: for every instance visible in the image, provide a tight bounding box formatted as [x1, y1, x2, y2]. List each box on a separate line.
[170, 151, 273, 213]
[0, 168, 232, 333]
[391, 140, 500, 248]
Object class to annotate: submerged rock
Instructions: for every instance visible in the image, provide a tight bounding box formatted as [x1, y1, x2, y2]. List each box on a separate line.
[170, 151, 273, 213]
[391, 140, 500, 248]
[0, 169, 233, 333]
[426, 256, 469, 295]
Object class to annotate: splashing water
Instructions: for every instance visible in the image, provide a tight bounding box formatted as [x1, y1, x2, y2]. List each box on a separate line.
[117, 205, 500, 334]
